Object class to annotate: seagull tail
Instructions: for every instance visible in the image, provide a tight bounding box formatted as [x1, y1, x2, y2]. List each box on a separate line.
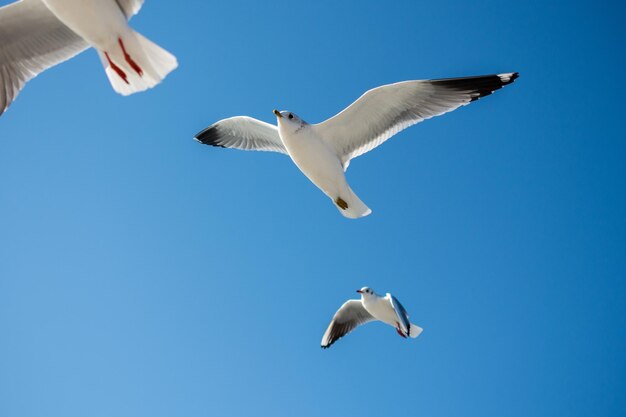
[98, 30, 178, 96]
[335, 186, 371, 219]
[409, 323, 423, 338]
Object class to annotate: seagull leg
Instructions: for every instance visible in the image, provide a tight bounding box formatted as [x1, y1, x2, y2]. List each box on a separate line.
[396, 323, 407, 338]
[104, 52, 129, 84]
[118, 38, 143, 76]
[335, 197, 348, 210]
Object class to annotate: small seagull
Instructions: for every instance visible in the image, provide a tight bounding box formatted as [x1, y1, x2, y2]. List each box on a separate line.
[0, 0, 178, 116]
[321, 287, 423, 349]
[195, 73, 519, 218]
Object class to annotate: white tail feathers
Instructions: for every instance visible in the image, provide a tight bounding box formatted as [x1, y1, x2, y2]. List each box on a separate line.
[335, 186, 372, 219]
[98, 30, 178, 96]
[409, 323, 423, 338]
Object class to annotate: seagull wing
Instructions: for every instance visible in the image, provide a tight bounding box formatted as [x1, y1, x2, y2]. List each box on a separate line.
[321, 299, 375, 349]
[115, 0, 144, 18]
[386, 293, 411, 336]
[313, 73, 519, 167]
[195, 116, 287, 155]
[0, 0, 89, 116]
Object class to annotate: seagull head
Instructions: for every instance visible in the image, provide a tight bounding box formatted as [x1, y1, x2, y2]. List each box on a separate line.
[357, 287, 375, 297]
[273, 109, 307, 134]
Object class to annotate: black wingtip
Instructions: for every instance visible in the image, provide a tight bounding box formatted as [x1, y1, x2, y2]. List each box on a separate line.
[194, 125, 225, 147]
[507, 72, 520, 83]
[321, 339, 339, 349]
[496, 72, 519, 88]
[432, 72, 519, 102]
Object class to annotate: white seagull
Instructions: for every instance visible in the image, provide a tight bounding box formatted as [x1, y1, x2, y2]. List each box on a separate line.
[0, 0, 178, 116]
[195, 72, 519, 219]
[321, 287, 423, 349]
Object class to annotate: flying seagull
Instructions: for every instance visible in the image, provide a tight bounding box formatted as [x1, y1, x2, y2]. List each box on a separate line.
[321, 287, 422, 349]
[195, 72, 519, 219]
[0, 0, 178, 116]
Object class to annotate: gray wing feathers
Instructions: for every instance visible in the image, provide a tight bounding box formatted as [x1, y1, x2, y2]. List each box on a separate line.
[321, 300, 375, 348]
[195, 116, 287, 155]
[314, 73, 519, 166]
[0, 0, 88, 116]
[388, 294, 411, 335]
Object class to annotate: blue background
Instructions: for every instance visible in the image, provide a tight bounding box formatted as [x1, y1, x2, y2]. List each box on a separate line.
[1, 1, 624, 416]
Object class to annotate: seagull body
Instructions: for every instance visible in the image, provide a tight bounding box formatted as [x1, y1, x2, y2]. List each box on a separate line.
[321, 287, 422, 349]
[0, 0, 177, 116]
[276, 111, 371, 218]
[195, 73, 519, 218]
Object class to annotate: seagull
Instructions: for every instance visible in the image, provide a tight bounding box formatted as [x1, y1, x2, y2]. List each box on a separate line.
[321, 287, 423, 349]
[195, 72, 519, 219]
[0, 0, 178, 116]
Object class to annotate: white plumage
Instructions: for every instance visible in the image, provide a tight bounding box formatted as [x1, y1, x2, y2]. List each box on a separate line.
[321, 287, 423, 349]
[196, 73, 519, 218]
[0, 0, 177, 116]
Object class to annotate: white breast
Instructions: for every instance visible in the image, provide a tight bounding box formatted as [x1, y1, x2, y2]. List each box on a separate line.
[278, 125, 346, 198]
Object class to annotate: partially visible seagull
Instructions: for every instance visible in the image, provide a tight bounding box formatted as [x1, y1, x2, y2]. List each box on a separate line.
[0, 0, 178, 116]
[195, 73, 519, 219]
[321, 287, 423, 349]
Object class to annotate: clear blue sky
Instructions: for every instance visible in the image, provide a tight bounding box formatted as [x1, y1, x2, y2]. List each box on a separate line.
[1, 1, 624, 416]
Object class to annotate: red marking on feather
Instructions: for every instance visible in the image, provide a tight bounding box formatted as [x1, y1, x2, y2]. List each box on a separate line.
[104, 52, 128, 84]
[118, 38, 143, 76]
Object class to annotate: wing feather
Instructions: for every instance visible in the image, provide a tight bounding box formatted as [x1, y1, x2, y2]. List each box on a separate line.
[321, 300, 375, 349]
[0, 0, 89, 116]
[387, 294, 411, 335]
[195, 116, 287, 154]
[313, 73, 519, 167]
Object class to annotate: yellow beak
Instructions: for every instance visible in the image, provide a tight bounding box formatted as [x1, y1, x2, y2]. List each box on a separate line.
[273, 109, 282, 118]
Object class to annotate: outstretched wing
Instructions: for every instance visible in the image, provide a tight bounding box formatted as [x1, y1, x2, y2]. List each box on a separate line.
[313, 73, 519, 167]
[386, 293, 411, 336]
[195, 116, 287, 155]
[321, 300, 375, 349]
[0, 0, 89, 116]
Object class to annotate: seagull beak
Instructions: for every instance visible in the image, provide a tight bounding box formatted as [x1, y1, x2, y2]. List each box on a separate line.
[273, 109, 282, 118]
[356, 290, 363, 294]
